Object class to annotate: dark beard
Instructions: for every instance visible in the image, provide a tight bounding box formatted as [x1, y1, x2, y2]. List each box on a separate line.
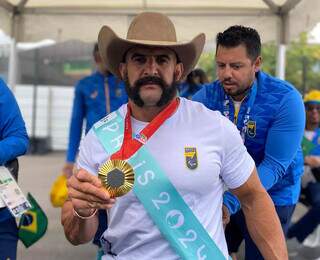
[124, 75, 178, 107]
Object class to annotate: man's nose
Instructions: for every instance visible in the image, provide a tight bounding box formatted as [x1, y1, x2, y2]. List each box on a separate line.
[222, 65, 232, 79]
[143, 57, 159, 76]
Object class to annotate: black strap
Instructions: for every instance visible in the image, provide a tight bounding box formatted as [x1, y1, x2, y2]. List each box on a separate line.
[5, 158, 19, 181]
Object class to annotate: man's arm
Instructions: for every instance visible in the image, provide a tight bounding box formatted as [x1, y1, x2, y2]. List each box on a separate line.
[0, 80, 28, 164]
[257, 89, 305, 189]
[224, 89, 305, 215]
[231, 167, 288, 260]
[61, 199, 99, 245]
[61, 169, 115, 245]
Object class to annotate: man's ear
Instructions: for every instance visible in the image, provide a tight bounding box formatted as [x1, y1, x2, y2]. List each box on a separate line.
[254, 56, 262, 72]
[174, 63, 184, 82]
[119, 63, 127, 80]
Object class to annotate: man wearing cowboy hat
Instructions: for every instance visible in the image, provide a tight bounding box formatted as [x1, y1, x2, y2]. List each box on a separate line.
[61, 12, 287, 259]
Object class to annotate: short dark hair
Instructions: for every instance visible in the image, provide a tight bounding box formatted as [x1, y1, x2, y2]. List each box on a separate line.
[186, 68, 208, 85]
[93, 43, 99, 56]
[216, 25, 261, 61]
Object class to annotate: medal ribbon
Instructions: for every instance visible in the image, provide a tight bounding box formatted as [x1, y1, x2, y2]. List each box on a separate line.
[111, 98, 179, 160]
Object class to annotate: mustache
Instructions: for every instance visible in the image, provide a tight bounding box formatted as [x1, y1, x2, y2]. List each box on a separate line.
[134, 76, 166, 89]
[222, 79, 237, 85]
[124, 74, 177, 108]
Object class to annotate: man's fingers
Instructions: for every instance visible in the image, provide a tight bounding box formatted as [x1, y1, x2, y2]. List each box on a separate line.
[68, 188, 110, 204]
[72, 198, 116, 211]
[68, 179, 110, 201]
[76, 169, 103, 188]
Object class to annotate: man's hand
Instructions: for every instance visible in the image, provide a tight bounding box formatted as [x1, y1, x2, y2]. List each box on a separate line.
[67, 169, 115, 217]
[63, 163, 74, 178]
[222, 204, 230, 229]
[305, 155, 320, 168]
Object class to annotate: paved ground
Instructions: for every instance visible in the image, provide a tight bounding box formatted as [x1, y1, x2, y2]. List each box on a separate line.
[17, 152, 96, 260]
[15, 152, 320, 259]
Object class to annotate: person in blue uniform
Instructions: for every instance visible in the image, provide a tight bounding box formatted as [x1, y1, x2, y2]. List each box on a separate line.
[179, 68, 208, 99]
[63, 43, 127, 176]
[193, 25, 305, 260]
[0, 78, 29, 260]
[62, 43, 127, 250]
[287, 90, 320, 244]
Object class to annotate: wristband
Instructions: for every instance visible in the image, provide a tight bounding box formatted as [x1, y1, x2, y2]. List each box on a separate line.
[73, 208, 97, 219]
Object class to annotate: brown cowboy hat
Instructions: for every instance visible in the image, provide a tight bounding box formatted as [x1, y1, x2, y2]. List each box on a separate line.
[98, 12, 205, 79]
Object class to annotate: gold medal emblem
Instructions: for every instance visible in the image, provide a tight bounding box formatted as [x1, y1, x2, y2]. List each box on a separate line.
[98, 159, 134, 198]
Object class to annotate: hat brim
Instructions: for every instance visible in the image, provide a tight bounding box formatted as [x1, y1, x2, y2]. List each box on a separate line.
[98, 25, 205, 79]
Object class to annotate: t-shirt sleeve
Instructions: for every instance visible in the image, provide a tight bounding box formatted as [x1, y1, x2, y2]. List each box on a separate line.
[76, 129, 109, 176]
[219, 116, 255, 189]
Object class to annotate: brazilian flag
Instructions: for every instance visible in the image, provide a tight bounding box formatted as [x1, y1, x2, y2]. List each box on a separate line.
[302, 136, 316, 157]
[18, 193, 48, 248]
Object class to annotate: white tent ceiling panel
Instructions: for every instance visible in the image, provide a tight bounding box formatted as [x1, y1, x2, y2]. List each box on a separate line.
[6, 0, 287, 9]
[0, 0, 317, 50]
[171, 15, 278, 44]
[0, 6, 11, 36]
[18, 14, 129, 42]
[17, 12, 279, 44]
[1, 0, 317, 45]
[289, 0, 320, 41]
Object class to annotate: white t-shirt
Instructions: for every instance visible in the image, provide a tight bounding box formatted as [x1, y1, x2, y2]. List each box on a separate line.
[77, 98, 255, 260]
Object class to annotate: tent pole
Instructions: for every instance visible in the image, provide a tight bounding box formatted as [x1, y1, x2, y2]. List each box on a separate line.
[276, 43, 286, 80]
[276, 13, 288, 80]
[8, 38, 17, 89]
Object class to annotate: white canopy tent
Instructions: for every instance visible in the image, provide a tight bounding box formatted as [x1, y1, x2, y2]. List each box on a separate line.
[0, 0, 320, 85]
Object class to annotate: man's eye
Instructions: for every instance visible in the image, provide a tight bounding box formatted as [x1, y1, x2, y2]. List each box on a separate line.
[133, 57, 146, 63]
[156, 56, 169, 64]
[231, 64, 242, 69]
[217, 64, 225, 69]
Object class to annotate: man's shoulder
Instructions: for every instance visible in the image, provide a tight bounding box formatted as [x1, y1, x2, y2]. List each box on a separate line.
[258, 71, 299, 94]
[93, 104, 126, 129]
[76, 72, 102, 87]
[257, 71, 302, 103]
[203, 80, 222, 91]
[192, 81, 223, 107]
[0, 78, 10, 92]
[181, 98, 224, 122]
[0, 78, 15, 101]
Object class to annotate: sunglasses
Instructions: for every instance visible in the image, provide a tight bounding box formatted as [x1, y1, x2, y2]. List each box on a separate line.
[306, 105, 320, 112]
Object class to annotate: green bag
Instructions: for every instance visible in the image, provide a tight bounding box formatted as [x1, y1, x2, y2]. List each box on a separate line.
[18, 193, 48, 248]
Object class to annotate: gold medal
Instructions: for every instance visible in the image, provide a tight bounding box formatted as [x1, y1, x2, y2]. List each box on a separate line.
[98, 159, 134, 198]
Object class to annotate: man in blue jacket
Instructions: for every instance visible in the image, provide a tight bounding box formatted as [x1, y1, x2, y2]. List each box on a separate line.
[0, 78, 29, 260]
[62, 43, 127, 249]
[193, 25, 305, 260]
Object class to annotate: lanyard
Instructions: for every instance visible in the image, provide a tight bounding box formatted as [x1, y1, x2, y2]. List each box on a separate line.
[222, 81, 257, 142]
[111, 98, 179, 160]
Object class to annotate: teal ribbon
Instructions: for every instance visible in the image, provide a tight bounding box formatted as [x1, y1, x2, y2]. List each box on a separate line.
[93, 111, 226, 260]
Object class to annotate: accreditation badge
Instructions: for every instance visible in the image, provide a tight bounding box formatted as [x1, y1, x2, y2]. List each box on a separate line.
[0, 167, 31, 217]
[98, 159, 134, 198]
